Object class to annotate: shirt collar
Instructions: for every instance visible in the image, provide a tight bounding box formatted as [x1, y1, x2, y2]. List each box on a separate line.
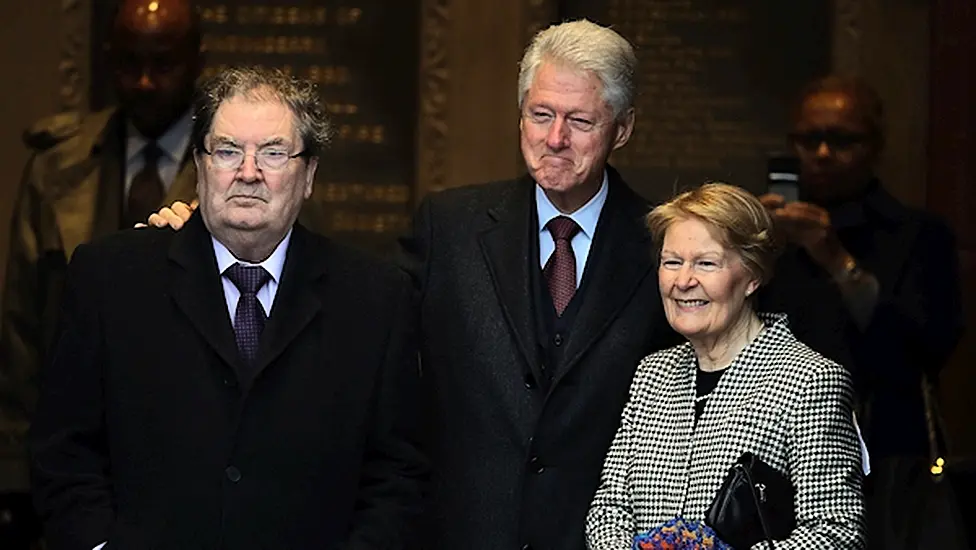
[212, 229, 292, 284]
[536, 170, 609, 238]
[125, 110, 193, 164]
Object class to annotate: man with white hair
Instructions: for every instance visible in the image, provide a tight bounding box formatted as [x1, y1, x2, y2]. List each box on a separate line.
[400, 20, 679, 550]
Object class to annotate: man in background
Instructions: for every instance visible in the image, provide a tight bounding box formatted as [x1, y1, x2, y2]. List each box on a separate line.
[760, 75, 965, 548]
[0, 0, 201, 546]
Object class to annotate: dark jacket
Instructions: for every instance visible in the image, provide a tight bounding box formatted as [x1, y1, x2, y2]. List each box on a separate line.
[29, 213, 427, 550]
[399, 168, 679, 550]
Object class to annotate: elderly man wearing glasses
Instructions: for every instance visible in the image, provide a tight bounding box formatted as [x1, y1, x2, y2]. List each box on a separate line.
[29, 67, 427, 550]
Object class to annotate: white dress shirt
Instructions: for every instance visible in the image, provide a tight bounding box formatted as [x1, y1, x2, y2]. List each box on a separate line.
[124, 110, 194, 200]
[536, 170, 609, 287]
[212, 231, 292, 322]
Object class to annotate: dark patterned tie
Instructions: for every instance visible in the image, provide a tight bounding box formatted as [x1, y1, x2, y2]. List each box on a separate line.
[125, 142, 165, 228]
[543, 216, 581, 316]
[224, 263, 272, 367]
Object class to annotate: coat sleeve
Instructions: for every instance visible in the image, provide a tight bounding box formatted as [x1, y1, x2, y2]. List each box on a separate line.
[758, 361, 866, 550]
[854, 217, 963, 378]
[343, 273, 428, 550]
[1, 156, 66, 469]
[28, 242, 114, 550]
[585, 363, 643, 550]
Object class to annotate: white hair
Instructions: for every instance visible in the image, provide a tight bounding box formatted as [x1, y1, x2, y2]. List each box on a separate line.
[517, 19, 637, 120]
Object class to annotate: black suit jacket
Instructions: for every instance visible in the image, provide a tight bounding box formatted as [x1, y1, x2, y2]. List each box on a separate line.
[399, 168, 679, 550]
[29, 213, 427, 550]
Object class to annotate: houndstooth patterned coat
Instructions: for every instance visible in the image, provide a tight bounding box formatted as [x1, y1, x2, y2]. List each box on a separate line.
[586, 313, 866, 549]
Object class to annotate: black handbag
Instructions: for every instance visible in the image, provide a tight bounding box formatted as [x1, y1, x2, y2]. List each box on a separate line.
[865, 374, 971, 550]
[705, 452, 796, 550]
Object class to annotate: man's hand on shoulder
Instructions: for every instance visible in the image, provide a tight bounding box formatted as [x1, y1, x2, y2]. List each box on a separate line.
[135, 199, 198, 230]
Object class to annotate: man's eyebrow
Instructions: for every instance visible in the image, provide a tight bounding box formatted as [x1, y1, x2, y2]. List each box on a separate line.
[258, 137, 290, 148]
[210, 136, 240, 147]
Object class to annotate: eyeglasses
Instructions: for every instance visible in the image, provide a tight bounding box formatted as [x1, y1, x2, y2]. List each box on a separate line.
[789, 130, 871, 152]
[201, 144, 306, 171]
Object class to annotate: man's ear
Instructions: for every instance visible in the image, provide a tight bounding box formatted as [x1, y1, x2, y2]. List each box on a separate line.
[612, 107, 636, 151]
[303, 157, 318, 199]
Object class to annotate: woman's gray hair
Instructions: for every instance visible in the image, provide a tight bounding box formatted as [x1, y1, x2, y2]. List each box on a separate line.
[191, 66, 332, 157]
[517, 19, 637, 120]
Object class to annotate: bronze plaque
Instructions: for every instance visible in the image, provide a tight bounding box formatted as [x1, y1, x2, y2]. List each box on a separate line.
[560, 0, 830, 203]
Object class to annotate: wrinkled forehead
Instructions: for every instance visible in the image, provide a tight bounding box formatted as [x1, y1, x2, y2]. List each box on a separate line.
[525, 61, 610, 111]
[209, 96, 300, 146]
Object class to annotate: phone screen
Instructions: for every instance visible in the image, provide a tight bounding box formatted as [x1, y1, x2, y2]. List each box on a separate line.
[767, 155, 800, 203]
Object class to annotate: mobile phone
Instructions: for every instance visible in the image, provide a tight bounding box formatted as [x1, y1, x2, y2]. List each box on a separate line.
[766, 155, 800, 203]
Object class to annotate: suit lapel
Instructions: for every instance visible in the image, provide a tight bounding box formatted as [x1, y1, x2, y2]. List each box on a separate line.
[252, 225, 327, 377]
[478, 179, 544, 382]
[168, 213, 241, 371]
[165, 149, 198, 205]
[551, 168, 655, 388]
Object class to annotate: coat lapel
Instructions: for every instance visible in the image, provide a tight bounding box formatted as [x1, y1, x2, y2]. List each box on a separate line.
[165, 153, 199, 205]
[251, 225, 327, 377]
[168, 213, 241, 371]
[551, 168, 656, 388]
[478, 179, 544, 382]
[48, 110, 123, 257]
[49, 110, 198, 258]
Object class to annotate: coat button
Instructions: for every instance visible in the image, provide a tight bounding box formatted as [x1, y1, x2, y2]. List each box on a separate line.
[528, 456, 544, 474]
[554, 333, 563, 346]
[225, 465, 242, 482]
[223, 378, 238, 388]
[521, 545, 532, 550]
[523, 374, 536, 390]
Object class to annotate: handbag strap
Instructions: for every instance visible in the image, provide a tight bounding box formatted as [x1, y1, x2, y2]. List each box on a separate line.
[921, 373, 950, 476]
[738, 463, 776, 549]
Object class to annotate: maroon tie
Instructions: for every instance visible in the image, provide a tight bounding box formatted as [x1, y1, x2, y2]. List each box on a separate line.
[543, 216, 581, 316]
[126, 142, 165, 228]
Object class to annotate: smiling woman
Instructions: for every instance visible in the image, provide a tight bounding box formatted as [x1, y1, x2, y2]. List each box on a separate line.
[646, 183, 779, 370]
[585, 182, 868, 550]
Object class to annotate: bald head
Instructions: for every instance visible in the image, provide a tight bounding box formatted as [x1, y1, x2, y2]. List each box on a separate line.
[109, 0, 203, 139]
[114, 0, 197, 39]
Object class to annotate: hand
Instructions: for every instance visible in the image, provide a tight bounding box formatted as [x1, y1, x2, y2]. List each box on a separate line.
[758, 192, 787, 211]
[135, 199, 199, 230]
[759, 195, 847, 272]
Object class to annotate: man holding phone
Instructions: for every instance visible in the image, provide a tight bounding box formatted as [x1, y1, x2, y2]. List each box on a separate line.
[758, 75, 964, 549]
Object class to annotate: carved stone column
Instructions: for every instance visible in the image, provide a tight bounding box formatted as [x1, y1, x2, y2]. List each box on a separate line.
[416, 0, 451, 198]
[415, 0, 542, 199]
[60, 0, 91, 113]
